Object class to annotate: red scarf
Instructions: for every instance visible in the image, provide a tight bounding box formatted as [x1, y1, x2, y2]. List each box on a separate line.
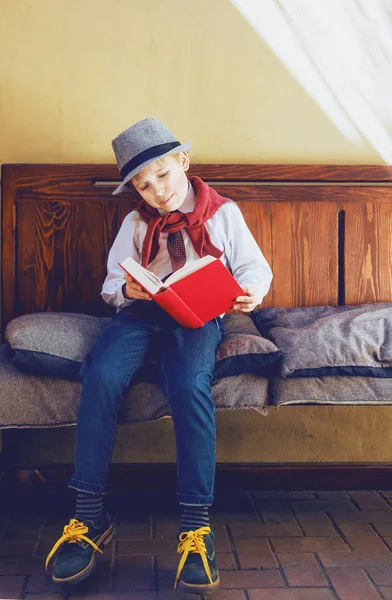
[137, 176, 230, 267]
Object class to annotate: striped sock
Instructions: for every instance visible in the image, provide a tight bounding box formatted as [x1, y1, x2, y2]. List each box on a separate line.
[180, 505, 210, 532]
[75, 491, 104, 523]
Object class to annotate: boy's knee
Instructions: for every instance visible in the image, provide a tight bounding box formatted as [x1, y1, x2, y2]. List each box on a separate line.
[80, 358, 119, 391]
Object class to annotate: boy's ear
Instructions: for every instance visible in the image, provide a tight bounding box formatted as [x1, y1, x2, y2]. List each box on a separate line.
[180, 151, 190, 171]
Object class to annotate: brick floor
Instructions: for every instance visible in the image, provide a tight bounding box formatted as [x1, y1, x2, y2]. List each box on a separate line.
[2, 484, 392, 599]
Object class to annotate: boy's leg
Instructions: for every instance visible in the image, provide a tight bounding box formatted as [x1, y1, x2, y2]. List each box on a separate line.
[157, 317, 224, 593]
[47, 311, 156, 584]
[70, 311, 156, 494]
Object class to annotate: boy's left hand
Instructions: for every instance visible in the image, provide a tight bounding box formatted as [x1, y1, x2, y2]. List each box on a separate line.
[233, 286, 258, 313]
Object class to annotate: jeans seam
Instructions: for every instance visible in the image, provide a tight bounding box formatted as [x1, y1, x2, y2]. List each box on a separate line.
[100, 334, 157, 485]
[160, 339, 217, 503]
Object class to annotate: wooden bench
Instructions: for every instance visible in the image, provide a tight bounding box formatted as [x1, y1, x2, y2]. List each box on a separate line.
[2, 163, 392, 489]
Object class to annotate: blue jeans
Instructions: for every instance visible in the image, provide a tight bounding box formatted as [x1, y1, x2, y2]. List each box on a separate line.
[68, 304, 224, 506]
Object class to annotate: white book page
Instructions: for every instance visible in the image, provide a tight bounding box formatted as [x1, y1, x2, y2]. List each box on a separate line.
[165, 255, 216, 286]
[119, 257, 163, 295]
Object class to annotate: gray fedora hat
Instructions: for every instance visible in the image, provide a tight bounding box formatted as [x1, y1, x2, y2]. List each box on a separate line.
[111, 117, 192, 195]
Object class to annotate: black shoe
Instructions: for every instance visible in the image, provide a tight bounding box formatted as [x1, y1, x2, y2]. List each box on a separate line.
[45, 513, 114, 585]
[174, 526, 220, 594]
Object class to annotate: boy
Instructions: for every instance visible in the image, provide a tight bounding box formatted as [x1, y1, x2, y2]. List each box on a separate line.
[46, 118, 272, 594]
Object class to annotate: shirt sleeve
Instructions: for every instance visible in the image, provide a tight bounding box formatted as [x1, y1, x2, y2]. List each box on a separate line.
[221, 202, 273, 304]
[101, 211, 141, 309]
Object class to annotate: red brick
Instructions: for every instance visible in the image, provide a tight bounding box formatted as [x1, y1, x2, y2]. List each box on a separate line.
[0, 576, 26, 599]
[158, 574, 245, 600]
[255, 501, 295, 525]
[233, 538, 277, 568]
[159, 591, 245, 600]
[271, 536, 348, 553]
[289, 499, 357, 513]
[229, 522, 302, 538]
[70, 594, 156, 600]
[0, 556, 43, 575]
[277, 553, 328, 587]
[25, 573, 60, 594]
[253, 492, 316, 500]
[318, 548, 392, 568]
[117, 538, 175, 555]
[333, 511, 392, 523]
[378, 588, 392, 599]
[206, 591, 245, 600]
[0, 541, 36, 556]
[315, 492, 350, 500]
[112, 522, 152, 540]
[157, 551, 236, 571]
[366, 566, 392, 585]
[211, 512, 258, 523]
[382, 537, 392, 550]
[373, 523, 392, 536]
[337, 522, 388, 551]
[294, 513, 339, 537]
[2, 516, 44, 542]
[114, 556, 154, 591]
[326, 567, 380, 599]
[349, 491, 391, 511]
[248, 590, 335, 599]
[220, 569, 284, 588]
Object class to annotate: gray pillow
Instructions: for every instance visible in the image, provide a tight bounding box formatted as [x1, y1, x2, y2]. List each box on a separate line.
[5, 313, 111, 380]
[252, 303, 392, 378]
[5, 311, 281, 381]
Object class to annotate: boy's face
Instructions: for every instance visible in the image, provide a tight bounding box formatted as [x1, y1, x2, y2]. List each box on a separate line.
[131, 153, 189, 212]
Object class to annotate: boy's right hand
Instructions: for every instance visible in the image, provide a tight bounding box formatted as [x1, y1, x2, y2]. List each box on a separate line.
[123, 274, 152, 300]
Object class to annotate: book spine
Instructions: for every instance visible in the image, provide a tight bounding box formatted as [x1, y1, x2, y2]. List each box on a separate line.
[154, 287, 204, 329]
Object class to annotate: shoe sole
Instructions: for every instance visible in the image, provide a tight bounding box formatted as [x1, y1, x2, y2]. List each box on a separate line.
[52, 522, 115, 585]
[178, 575, 220, 594]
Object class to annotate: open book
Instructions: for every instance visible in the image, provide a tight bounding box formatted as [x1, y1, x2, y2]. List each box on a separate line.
[119, 255, 244, 329]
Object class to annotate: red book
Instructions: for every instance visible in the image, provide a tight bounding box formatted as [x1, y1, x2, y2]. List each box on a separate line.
[119, 255, 244, 329]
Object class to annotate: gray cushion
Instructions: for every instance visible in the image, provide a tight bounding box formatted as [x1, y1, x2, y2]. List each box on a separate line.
[0, 343, 268, 428]
[6, 311, 281, 381]
[253, 303, 392, 378]
[271, 375, 392, 406]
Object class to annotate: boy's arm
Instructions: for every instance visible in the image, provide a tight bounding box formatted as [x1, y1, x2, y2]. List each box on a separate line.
[222, 203, 273, 308]
[101, 212, 143, 309]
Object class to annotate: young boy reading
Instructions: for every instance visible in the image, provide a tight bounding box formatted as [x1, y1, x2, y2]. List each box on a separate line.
[46, 118, 273, 594]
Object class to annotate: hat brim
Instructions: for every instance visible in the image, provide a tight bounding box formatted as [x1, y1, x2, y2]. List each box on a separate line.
[112, 140, 192, 195]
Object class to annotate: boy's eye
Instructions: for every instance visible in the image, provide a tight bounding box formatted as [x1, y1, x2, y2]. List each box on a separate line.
[159, 172, 168, 178]
[141, 184, 149, 191]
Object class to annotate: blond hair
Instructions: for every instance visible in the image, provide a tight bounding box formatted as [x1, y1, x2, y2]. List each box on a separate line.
[132, 152, 189, 185]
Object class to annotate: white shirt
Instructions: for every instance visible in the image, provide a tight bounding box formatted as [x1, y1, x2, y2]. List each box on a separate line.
[101, 183, 273, 309]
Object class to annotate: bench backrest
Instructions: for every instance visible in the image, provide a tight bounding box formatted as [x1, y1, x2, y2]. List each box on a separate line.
[2, 163, 392, 333]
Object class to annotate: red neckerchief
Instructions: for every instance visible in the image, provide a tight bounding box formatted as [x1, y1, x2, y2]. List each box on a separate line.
[137, 175, 230, 267]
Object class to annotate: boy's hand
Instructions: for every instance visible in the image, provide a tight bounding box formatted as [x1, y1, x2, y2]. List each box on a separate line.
[123, 274, 152, 301]
[233, 286, 258, 313]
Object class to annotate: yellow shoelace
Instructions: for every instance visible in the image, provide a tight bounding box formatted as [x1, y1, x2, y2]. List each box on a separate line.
[174, 526, 213, 588]
[45, 518, 102, 570]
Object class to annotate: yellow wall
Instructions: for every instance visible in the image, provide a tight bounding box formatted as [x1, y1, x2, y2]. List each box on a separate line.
[0, 1, 390, 466]
[0, 0, 383, 166]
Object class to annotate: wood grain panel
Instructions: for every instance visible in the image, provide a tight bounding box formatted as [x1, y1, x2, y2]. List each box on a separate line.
[235, 201, 273, 306]
[270, 201, 339, 307]
[343, 200, 392, 304]
[2, 164, 392, 333]
[15, 199, 36, 316]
